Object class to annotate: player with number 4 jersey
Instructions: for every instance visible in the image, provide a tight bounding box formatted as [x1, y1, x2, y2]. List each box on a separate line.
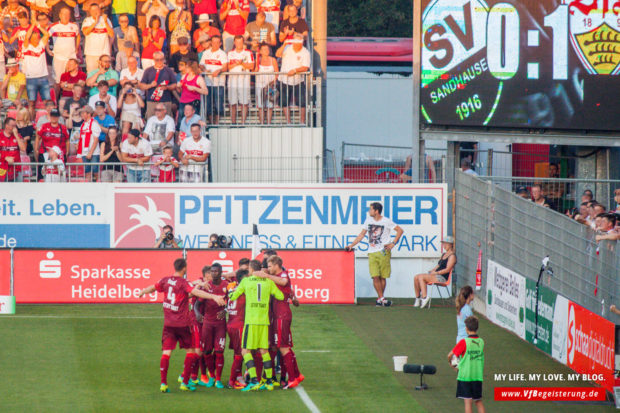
[138, 258, 226, 393]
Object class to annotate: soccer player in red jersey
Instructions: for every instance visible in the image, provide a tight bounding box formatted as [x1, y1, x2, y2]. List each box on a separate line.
[138, 258, 226, 393]
[257, 255, 304, 389]
[226, 268, 248, 389]
[186, 265, 212, 386]
[199, 262, 229, 389]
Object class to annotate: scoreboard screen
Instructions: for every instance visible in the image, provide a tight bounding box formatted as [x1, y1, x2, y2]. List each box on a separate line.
[420, 0, 620, 131]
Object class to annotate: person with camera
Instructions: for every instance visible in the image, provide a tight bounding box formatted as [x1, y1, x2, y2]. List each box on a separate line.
[155, 225, 182, 248]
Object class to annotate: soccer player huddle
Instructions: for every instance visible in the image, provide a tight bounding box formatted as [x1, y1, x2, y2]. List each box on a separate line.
[139, 252, 304, 393]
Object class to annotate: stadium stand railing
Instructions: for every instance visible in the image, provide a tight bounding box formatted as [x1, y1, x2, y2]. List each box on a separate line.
[454, 171, 620, 324]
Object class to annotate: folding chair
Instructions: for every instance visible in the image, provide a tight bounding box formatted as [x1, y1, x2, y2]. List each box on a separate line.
[427, 269, 453, 308]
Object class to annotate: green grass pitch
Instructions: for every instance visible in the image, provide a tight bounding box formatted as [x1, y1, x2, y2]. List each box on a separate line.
[0, 302, 614, 412]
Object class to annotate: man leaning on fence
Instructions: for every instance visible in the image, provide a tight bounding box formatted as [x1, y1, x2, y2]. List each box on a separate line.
[276, 33, 309, 125]
[121, 128, 153, 183]
[179, 123, 210, 183]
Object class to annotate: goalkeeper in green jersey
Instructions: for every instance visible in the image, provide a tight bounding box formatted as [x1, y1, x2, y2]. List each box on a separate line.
[229, 259, 284, 391]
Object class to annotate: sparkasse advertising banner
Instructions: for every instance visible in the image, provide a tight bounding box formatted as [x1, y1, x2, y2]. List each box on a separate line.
[0, 183, 447, 257]
[10, 249, 355, 304]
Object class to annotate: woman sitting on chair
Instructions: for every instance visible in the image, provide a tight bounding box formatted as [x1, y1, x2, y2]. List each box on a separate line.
[414, 236, 456, 308]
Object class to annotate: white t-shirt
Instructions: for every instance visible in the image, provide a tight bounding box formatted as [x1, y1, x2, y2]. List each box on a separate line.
[143, 115, 175, 149]
[22, 44, 48, 78]
[200, 48, 228, 87]
[227, 48, 253, 88]
[119, 67, 145, 97]
[88, 94, 118, 114]
[44, 158, 65, 182]
[180, 136, 211, 173]
[280, 46, 310, 85]
[78, 118, 102, 156]
[48, 22, 79, 59]
[82, 16, 113, 57]
[121, 138, 153, 170]
[363, 215, 397, 254]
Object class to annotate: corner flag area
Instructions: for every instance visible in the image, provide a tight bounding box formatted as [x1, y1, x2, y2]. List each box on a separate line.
[1, 302, 614, 412]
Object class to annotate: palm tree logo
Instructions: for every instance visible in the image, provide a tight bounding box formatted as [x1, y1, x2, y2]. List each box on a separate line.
[114, 196, 171, 247]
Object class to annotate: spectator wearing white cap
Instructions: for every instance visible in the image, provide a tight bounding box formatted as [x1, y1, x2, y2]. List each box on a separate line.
[192, 0, 220, 29]
[193, 13, 220, 54]
[276, 33, 309, 124]
[43, 145, 65, 182]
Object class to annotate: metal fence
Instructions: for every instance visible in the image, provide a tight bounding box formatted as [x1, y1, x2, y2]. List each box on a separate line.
[229, 155, 323, 183]
[199, 72, 319, 127]
[455, 171, 620, 324]
[340, 142, 447, 183]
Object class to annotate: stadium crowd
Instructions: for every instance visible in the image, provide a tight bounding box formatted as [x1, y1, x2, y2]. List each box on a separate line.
[0, 0, 311, 182]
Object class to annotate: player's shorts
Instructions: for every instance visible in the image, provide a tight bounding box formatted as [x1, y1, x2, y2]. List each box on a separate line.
[368, 250, 391, 278]
[227, 324, 243, 355]
[242, 324, 269, 350]
[456, 380, 483, 401]
[273, 318, 293, 348]
[162, 325, 193, 350]
[202, 321, 227, 353]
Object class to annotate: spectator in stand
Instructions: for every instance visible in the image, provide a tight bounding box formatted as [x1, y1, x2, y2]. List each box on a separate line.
[581, 189, 594, 204]
[276, 34, 309, 124]
[154, 144, 178, 182]
[399, 154, 436, 183]
[244, 11, 275, 53]
[220, 0, 249, 52]
[541, 162, 563, 211]
[0, 17, 14, 76]
[516, 186, 529, 199]
[15, 107, 34, 155]
[530, 184, 549, 208]
[595, 213, 619, 242]
[170, 37, 198, 75]
[254, 0, 280, 32]
[88, 80, 117, 116]
[94, 101, 116, 143]
[35, 108, 69, 165]
[77, 105, 102, 181]
[143, 102, 175, 153]
[141, 15, 165, 69]
[254, 42, 277, 124]
[228, 35, 253, 124]
[23, 16, 51, 120]
[121, 127, 152, 182]
[199, 34, 227, 124]
[178, 60, 208, 115]
[167, 0, 192, 55]
[1, 0, 28, 29]
[0, 58, 26, 110]
[48, 0, 78, 22]
[193, 14, 220, 53]
[99, 125, 124, 181]
[461, 158, 478, 176]
[116, 40, 140, 71]
[613, 188, 620, 213]
[29, 0, 51, 14]
[278, 4, 307, 45]
[42, 145, 65, 182]
[111, 0, 136, 27]
[86, 55, 119, 97]
[62, 84, 87, 119]
[192, 0, 219, 30]
[0, 117, 25, 182]
[65, 99, 82, 154]
[140, 0, 167, 31]
[48, 7, 80, 85]
[119, 55, 144, 97]
[82, 4, 114, 74]
[118, 84, 144, 133]
[179, 122, 210, 183]
[58, 58, 86, 107]
[283, 0, 305, 20]
[177, 103, 204, 143]
[6, 12, 30, 65]
[139, 51, 177, 118]
[37, 101, 63, 130]
[113, 13, 139, 56]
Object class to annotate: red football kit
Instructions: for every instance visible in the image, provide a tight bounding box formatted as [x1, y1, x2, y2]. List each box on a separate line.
[38, 122, 69, 155]
[200, 279, 228, 382]
[0, 131, 20, 181]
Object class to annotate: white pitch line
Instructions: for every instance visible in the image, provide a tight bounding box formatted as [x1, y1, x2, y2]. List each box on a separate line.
[0, 315, 162, 319]
[296, 386, 321, 413]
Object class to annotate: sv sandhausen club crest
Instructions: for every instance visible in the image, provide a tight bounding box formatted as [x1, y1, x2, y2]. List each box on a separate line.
[564, 0, 620, 74]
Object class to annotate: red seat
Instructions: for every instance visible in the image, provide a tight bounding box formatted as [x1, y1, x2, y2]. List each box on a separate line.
[67, 156, 85, 181]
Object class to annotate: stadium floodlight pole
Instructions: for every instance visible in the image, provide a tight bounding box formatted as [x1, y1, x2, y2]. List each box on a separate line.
[411, 0, 422, 183]
[534, 256, 553, 345]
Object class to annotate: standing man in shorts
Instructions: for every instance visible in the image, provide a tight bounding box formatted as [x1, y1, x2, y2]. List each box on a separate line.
[346, 202, 404, 307]
[138, 258, 225, 393]
[447, 316, 486, 413]
[229, 259, 284, 391]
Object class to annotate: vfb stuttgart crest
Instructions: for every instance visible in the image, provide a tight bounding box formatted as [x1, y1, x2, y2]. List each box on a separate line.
[565, 0, 620, 74]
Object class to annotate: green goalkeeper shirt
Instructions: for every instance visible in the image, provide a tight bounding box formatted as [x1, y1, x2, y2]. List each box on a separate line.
[229, 275, 284, 325]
